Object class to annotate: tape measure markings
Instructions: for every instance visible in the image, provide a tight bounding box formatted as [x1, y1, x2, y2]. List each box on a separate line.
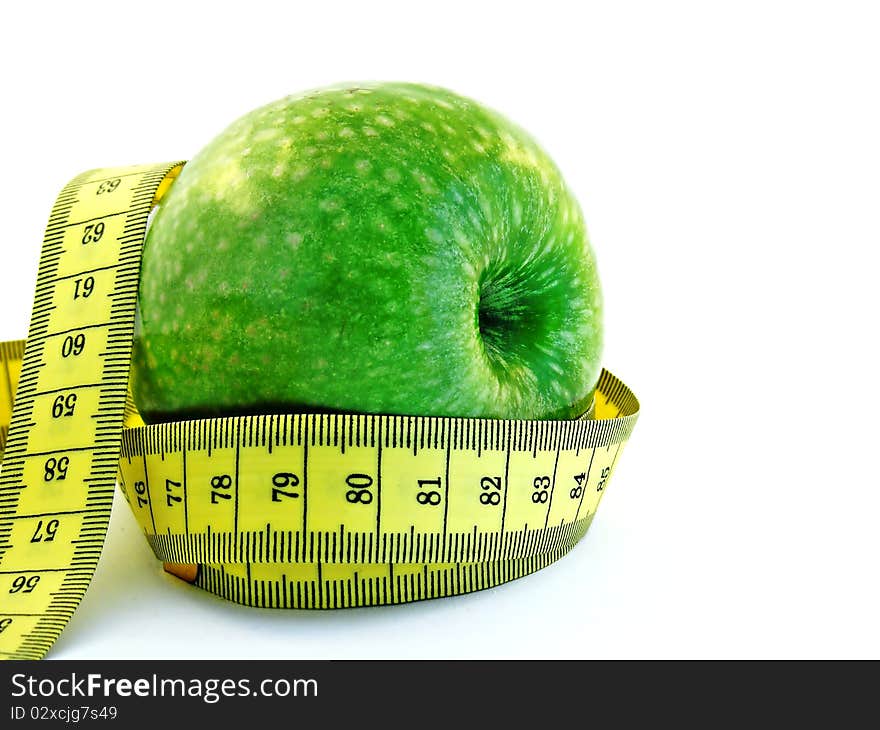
[191, 536, 599, 609]
[0, 162, 638, 656]
[0, 163, 185, 659]
[115, 387, 636, 567]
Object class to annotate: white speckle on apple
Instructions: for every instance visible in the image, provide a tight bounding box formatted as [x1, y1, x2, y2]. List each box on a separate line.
[425, 228, 444, 244]
[311, 107, 329, 118]
[421, 121, 436, 133]
[383, 168, 401, 183]
[287, 232, 303, 249]
[253, 128, 280, 142]
[363, 126, 379, 137]
[375, 115, 395, 127]
[292, 115, 306, 125]
[144, 346, 157, 369]
[339, 126, 355, 138]
[473, 142, 486, 154]
[355, 159, 371, 173]
[511, 200, 522, 226]
[477, 195, 492, 220]
[412, 170, 437, 195]
[272, 163, 285, 178]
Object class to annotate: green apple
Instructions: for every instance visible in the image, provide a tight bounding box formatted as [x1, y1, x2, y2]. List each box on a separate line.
[131, 82, 602, 423]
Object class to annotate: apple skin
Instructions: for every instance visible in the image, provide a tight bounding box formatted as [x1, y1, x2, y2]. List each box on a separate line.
[131, 82, 602, 423]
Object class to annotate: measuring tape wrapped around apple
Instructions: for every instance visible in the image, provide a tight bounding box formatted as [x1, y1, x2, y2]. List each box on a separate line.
[0, 84, 639, 659]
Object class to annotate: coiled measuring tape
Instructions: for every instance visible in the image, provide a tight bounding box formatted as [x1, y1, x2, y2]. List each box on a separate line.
[0, 164, 639, 659]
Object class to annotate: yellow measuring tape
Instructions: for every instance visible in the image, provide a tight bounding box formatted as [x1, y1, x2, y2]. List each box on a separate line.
[0, 164, 639, 659]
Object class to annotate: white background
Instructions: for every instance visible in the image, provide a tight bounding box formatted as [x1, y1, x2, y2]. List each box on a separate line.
[1, 1, 878, 659]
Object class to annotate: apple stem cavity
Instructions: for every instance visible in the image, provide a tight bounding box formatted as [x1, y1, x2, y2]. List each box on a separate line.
[476, 256, 566, 392]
